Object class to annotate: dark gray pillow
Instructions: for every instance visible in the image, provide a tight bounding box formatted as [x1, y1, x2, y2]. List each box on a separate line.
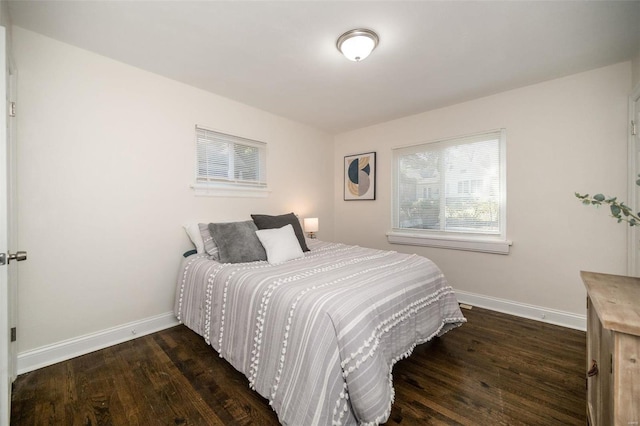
[251, 213, 309, 252]
[208, 221, 267, 264]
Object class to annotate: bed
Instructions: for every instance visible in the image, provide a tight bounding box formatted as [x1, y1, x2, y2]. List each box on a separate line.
[175, 218, 466, 426]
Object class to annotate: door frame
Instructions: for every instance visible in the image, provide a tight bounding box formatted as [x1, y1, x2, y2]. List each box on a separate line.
[627, 82, 640, 277]
[7, 48, 16, 385]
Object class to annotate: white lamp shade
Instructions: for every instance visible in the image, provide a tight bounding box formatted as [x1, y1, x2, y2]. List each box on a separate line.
[337, 29, 379, 62]
[304, 217, 319, 233]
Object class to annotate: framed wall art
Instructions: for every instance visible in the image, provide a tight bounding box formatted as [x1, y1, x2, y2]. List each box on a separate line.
[344, 152, 376, 201]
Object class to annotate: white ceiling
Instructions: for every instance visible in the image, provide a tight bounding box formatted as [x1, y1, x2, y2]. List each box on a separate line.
[8, 1, 640, 134]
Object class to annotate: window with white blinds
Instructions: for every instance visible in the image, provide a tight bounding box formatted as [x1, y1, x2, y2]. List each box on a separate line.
[389, 129, 509, 253]
[194, 126, 267, 196]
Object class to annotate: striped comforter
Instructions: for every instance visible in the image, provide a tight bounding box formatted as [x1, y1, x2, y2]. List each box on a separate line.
[174, 240, 466, 425]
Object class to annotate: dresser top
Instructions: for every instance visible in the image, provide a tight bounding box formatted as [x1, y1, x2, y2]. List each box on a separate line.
[581, 271, 640, 336]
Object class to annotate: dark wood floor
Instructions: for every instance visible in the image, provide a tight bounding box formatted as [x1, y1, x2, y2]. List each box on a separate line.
[11, 307, 586, 425]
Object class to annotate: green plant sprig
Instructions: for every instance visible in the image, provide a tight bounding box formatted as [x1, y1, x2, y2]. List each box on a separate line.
[576, 188, 640, 226]
[576, 174, 640, 226]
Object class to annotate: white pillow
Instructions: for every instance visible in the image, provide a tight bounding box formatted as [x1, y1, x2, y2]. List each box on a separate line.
[255, 224, 304, 265]
[183, 223, 205, 254]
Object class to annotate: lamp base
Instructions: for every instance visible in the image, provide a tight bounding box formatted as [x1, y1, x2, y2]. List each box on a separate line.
[308, 232, 316, 239]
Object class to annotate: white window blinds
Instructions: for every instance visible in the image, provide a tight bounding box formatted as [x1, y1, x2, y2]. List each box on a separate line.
[392, 129, 506, 237]
[196, 126, 266, 188]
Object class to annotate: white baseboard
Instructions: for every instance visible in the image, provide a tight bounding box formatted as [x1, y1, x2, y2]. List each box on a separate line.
[16, 293, 585, 375]
[17, 312, 179, 375]
[456, 290, 586, 331]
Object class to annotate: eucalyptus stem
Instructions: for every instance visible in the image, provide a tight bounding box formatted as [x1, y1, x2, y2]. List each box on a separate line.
[575, 192, 640, 226]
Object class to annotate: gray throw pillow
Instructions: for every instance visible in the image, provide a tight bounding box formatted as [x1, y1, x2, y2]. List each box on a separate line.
[208, 221, 267, 264]
[251, 212, 310, 252]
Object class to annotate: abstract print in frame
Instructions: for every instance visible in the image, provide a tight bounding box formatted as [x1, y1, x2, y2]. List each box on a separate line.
[344, 152, 376, 200]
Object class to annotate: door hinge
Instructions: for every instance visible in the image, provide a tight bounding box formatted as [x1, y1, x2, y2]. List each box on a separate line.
[633, 120, 637, 136]
[10, 327, 16, 342]
[9, 101, 15, 117]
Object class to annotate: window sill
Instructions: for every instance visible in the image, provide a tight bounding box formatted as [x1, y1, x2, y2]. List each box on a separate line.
[386, 231, 512, 255]
[191, 183, 270, 198]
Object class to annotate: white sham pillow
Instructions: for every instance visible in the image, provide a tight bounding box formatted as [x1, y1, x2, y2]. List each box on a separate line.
[198, 223, 220, 260]
[255, 224, 304, 265]
[183, 223, 205, 254]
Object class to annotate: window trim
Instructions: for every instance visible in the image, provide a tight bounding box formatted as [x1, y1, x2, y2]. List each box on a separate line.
[192, 125, 268, 198]
[389, 129, 510, 254]
[386, 230, 512, 254]
[191, 182, 270, 198]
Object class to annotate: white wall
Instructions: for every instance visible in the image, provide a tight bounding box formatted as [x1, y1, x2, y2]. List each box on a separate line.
[11, 20, 636, 358]
[334, 62, 631, 318]
[13, 26, 334, 353]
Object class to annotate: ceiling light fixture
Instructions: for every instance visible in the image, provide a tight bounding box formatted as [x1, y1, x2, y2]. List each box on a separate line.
[336, 28, 379, 62]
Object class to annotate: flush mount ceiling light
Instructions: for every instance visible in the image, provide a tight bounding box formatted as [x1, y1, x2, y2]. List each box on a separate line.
[336, 28, 379, 62]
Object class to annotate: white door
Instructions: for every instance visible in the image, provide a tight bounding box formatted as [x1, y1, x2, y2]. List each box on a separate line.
[0, 25, 16, 426]
[0, 24, 8, 426]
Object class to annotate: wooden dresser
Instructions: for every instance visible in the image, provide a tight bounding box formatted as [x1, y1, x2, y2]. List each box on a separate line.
[581, 271, 640, 426]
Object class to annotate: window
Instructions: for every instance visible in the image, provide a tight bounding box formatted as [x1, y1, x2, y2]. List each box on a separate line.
[192, 126, 268, 197]
[388, 129, 510, 254]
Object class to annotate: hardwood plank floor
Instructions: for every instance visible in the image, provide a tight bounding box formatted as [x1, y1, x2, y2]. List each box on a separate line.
[11, 307, 586, 425]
